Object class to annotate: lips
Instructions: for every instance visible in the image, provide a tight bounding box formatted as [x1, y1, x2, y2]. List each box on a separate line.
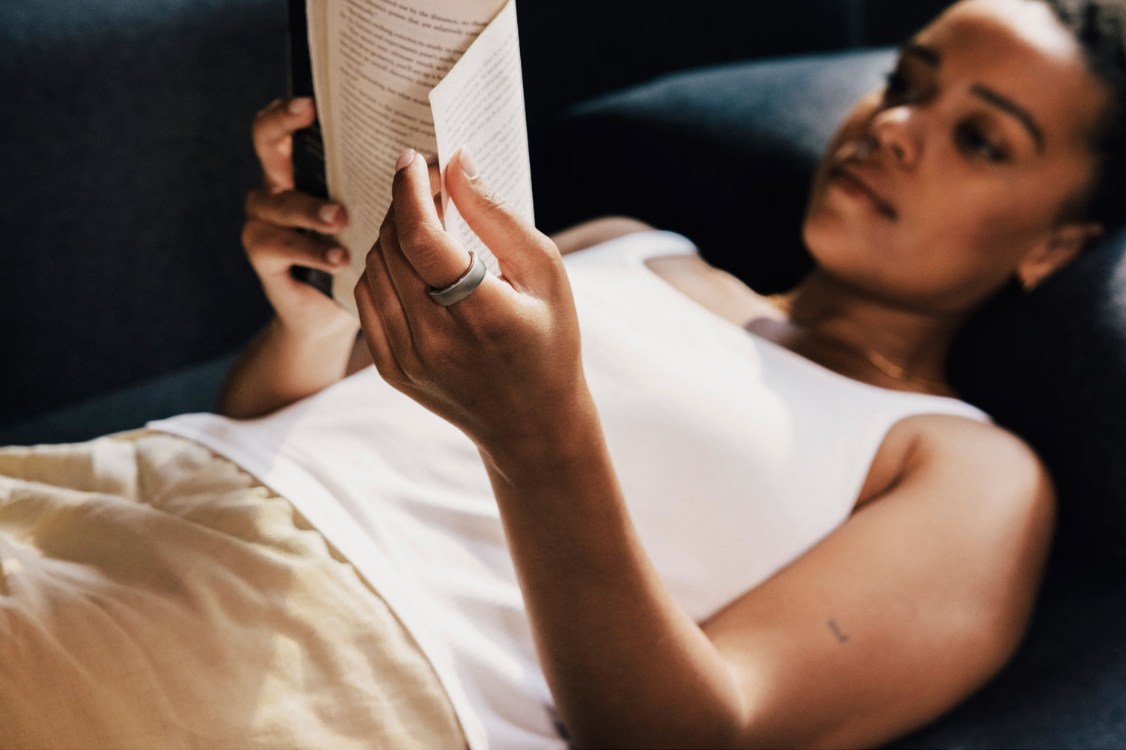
[830, 162, 898, 220]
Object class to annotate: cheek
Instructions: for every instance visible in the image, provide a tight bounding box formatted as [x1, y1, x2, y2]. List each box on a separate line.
[882, 182, 1056, 308]
[800, 196, 906, 291]
[922, 178, 1053, 265]
[801, 177, 1039, 303]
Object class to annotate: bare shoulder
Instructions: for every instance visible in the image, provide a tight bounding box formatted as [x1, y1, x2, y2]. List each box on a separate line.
[896, 413, 1053, 500]
[873, 412, 1057, 667]
[867, 411, 1057, 550]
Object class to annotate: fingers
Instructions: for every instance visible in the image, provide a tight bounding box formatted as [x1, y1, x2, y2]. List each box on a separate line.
[242, 218, 349, 274]
[392, 150, 471, 289]
[444, 147, 560, 289]
[252, 97, 317, 191]
[354, 270, 408, 384]
[378, 205, 435, 322]
[361, 239, 415, 363]
[245, 187, 348, 234]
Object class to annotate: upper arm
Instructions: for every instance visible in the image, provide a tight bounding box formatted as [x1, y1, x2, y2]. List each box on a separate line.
[701, 418, 1056, 749]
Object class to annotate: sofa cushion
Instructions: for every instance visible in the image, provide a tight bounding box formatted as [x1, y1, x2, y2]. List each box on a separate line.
[0, 352, 237, 448]
[892, 569, 1126, 748]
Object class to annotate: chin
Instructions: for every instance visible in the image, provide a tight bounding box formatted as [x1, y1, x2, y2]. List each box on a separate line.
[800, 204, 904, 296]
[802, 200, 867, 272]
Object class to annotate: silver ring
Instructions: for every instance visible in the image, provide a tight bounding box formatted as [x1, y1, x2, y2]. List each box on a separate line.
[427, 250, 487, 306]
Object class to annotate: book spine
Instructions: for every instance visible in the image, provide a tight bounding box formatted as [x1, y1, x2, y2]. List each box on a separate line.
[286, 0, 328, 200]
[286, 0, 333, 298]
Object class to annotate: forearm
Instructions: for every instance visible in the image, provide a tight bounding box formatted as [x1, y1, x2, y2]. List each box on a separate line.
[217, 315, 358, 419]
[478, 395, 748, 749]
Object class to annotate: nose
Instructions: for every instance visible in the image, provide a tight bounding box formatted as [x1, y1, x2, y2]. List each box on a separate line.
[867, 106, 919, 168]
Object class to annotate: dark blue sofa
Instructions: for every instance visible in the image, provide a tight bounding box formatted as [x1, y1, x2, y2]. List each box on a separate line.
[3, 1, 1123, 747]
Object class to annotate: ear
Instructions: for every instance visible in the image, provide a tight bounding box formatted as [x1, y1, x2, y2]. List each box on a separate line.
[1016, 221, 1104, 291]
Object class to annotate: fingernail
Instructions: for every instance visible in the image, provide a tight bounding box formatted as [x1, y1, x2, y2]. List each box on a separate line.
[325, 247, 347, 265]
[395, 148, 416, 173]
[288, 97, 311, 115]
[459, 147, 478, 179]
[319, 204, 341, 224]
[425, 153, 440, 166]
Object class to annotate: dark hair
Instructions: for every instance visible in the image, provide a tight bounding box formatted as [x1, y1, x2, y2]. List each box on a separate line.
[1037, 0, 1126, 233]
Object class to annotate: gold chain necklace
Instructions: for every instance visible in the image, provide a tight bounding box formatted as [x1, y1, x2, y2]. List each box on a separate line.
[763, 293, 950, 393]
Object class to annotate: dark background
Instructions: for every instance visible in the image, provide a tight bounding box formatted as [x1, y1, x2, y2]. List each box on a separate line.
[0, 0, 950, 428]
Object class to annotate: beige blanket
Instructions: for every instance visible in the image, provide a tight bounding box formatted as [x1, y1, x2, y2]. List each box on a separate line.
[0, 429, 468, 750]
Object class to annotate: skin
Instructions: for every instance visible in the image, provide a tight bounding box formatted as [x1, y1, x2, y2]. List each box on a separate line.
[219, 96, 359, 419]
[221, 0, 1110, 746]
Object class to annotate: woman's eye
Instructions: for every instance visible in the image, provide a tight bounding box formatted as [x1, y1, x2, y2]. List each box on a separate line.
[882, 70, 915, 103]
[881, 67, 1009, 164]
[956, 122, 1008, 163]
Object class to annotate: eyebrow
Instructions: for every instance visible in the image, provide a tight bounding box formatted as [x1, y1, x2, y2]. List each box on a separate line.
[897, 40, 1045, 155]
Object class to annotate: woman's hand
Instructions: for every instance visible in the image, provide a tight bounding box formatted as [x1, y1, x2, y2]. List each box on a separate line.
[242, 97, 356, 340]
[354, 148, 589, 458]
[218, 97, 364, 420]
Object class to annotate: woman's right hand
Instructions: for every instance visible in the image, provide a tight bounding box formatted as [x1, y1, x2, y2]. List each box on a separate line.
[242, 97, 357, 339]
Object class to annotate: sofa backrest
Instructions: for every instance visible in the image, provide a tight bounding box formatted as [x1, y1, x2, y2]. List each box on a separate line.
[0, 0, 952, 425]
[0, 0, 285, 424]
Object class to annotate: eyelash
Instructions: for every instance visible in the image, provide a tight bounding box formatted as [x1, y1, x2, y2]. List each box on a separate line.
[881, 69, 1009, 164]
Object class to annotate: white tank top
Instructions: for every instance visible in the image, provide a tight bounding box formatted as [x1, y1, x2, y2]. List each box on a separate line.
[150, 230, 990, 750]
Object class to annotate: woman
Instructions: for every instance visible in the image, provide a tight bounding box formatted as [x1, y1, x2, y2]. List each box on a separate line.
[1, 0, 1122, 747]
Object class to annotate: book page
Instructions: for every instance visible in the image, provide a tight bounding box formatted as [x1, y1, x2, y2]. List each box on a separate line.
[306, 0, 507, 314]
[429, 0, 533, 279]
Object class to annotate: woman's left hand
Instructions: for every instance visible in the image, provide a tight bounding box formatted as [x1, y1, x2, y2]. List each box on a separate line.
[354, 147, 587, 456]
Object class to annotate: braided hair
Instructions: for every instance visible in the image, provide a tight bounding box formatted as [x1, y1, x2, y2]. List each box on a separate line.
[1038, 0, 1126, 233]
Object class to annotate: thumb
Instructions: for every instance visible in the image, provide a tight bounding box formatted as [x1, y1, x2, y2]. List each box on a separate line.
[445, 147, 559, 290]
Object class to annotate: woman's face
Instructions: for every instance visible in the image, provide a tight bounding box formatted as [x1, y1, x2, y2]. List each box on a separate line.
[802, 0, 1110, 312]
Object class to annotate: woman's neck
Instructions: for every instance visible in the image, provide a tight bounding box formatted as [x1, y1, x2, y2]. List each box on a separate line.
[773, 269, 971, 394]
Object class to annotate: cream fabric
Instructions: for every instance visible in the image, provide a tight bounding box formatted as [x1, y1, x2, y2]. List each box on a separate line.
[0, 429, 468, 750]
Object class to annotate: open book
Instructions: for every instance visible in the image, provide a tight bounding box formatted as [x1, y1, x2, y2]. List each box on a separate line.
[287, 0, 534, 315]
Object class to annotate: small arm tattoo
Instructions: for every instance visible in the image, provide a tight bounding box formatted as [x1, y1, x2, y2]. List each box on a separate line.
[827, 619, 849, 643]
